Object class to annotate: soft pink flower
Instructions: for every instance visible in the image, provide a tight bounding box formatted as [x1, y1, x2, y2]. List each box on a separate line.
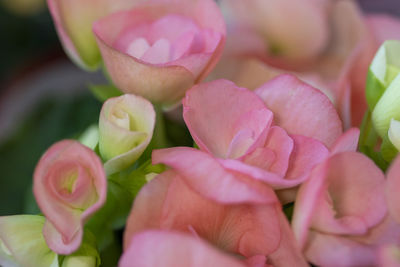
[124, 170, 307, 266]
[292, 151, 389, 266]
[215, 1, 400, 128]
[154, 75, 341, 203]
[93, 0, 226, 107]
[33, 140, 107, 254]
[120, 230, 247, 267]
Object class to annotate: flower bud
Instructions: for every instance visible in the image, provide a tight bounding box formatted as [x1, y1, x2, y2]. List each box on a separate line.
[99, 94, 155, 175]
[366, 40, 400, 110]
[0, 215, 58, 267]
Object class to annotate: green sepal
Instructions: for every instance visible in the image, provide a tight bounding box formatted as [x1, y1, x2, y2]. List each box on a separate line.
[89, 84, 122, 103]
[366, 69, 386, 111]
[381, 133, 399, 163]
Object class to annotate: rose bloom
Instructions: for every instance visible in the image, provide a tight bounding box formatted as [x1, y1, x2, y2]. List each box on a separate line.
[33, 140, 107, 254]
[93, 0, 226, 107]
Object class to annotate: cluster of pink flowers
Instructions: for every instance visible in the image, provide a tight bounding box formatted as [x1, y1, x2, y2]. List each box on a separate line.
[1, 0, 400, 267]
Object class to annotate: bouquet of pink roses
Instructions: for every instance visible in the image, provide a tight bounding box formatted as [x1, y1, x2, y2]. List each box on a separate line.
[1, 0, 400, 266]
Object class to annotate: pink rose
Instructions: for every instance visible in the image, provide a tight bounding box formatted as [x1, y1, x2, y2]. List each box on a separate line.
[292, 151, 391, 266]
[93, 0, 226, 107]
[33, 140, 107, 254]
[153, 75, 342, 203]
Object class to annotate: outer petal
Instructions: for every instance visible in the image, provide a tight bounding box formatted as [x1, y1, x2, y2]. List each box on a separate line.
[47, 0, 139, 70]
[267, 210, 308, 267]
[220, 0, 329, 60]
[379, 245, 400, 267]
[330, 128, 360, 154]
[33, 140, 107, 254]
[304, 231, 378, 267]
[255, 74, 343, 147]
[183, 79, 271, 158]
[99, 94, 155, 175]
[152, 147, 277, 204]
[124, 171, 281, 257]
[386, 156, 400, 223]
[121, 231, 245, 267]
[0, 215, 58, 267]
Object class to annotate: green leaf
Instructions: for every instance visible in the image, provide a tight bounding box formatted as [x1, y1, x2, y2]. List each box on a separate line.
[89, 84, 122, 102]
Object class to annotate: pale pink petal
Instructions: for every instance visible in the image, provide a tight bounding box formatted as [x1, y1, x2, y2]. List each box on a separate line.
[386, 156, 400, 224]
[121, 231, 245, 267]
[220, 0, 329, 60]
[285, 135, 329, 181]
[255, 74, 343, 147]
[93, 11, 195, 106]
[267, 210, 308, 267]
[183, 79, 271, 158]
[379, 245, 400, 267]
[152, 147, 277, 204]
[125, 171, 281, 258]
[297, 152, 386, 238]
[259, 126, 293, 177]
[330, 128, 360, 154]
[218, 159, 306, 190]
[305, 231, 378, 267]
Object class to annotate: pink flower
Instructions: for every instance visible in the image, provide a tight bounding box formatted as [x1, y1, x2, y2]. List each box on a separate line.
[93, 0, 226, 107]
[120, 230, 248, 267]
[47, 0, 140, 69]
[292, 151, 391, 266]
[124, 170, 307, 266]
[215, 1, 400, 128]
[33, 140, 107, 254]
[154, 75, 341, 203]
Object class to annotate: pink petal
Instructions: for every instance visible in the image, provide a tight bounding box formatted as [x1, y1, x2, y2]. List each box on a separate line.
[285, 135, 329, 181]
[247, 126, 293, 177]
[386, 156, 400, 224]
[267, 209, 308, 267]
[304, 231, 378, 267]
[121, 230, 246, 267]
[152, 147, 277, 204]
[33, 140, 107, 254]
[379, 245, 400, 267]
[293, 152, 386, 247]
[330, 127, 360, 154]
[125, 171, 281, 258]
[255, 74, 343, 148]
[183, 79, 271, 158]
